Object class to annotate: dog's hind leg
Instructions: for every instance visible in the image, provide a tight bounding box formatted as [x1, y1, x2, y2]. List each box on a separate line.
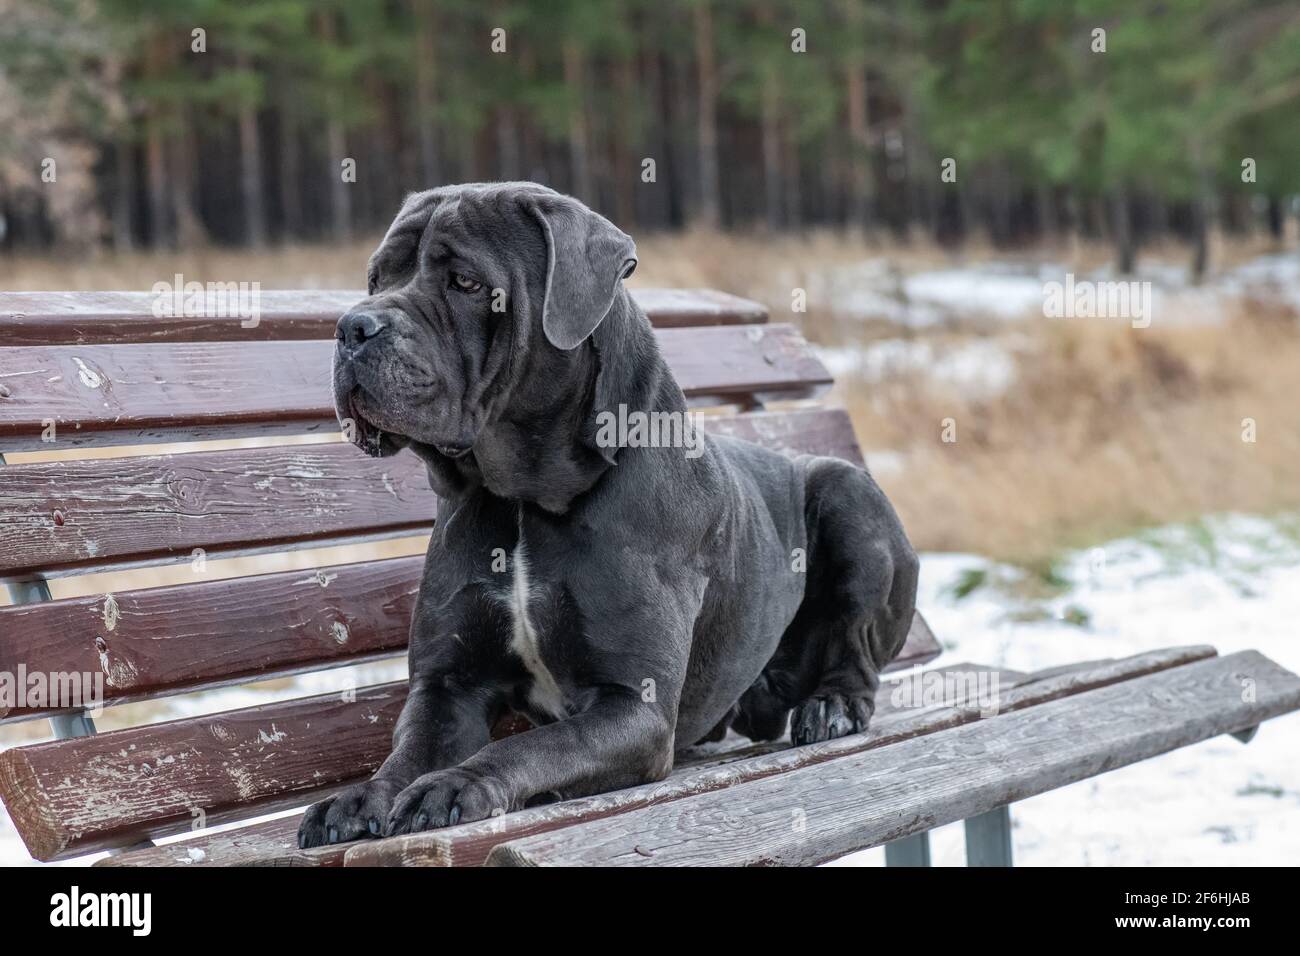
[739, 457, 918, 747]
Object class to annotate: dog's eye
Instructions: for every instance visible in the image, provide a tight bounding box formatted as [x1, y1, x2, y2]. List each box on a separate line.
[449, 272, 483, 293]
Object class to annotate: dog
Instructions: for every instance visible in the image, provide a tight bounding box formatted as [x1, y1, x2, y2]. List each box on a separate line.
[298, 182, 918, 846]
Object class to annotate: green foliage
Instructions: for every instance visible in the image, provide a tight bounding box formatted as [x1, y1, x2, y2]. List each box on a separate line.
[2, 0, 1299, 244]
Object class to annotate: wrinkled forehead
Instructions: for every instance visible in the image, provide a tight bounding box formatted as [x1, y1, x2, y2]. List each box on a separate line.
[370, 184, 550, 270]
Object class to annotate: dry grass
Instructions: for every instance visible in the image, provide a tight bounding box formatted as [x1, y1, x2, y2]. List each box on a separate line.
[12, 225, 1279, 293]
[0, 242, 378, 290]
[840, 304, 1300, 567]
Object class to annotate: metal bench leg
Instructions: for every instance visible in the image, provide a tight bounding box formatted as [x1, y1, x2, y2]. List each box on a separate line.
[5, 579, 100, 736]
[965, 805, 1013, 866]
[48, 712, 98, 738]
[884, 831, 932, 866]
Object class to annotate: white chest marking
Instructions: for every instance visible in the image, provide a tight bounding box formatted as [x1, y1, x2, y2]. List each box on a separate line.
[506, 540, 567, 719]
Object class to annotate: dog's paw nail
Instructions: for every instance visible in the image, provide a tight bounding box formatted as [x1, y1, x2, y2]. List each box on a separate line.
[415, 811, 429, 831]
[327, 826, 338, 844]
[368, 817, 381, 836]
[449, 805, 461, 826]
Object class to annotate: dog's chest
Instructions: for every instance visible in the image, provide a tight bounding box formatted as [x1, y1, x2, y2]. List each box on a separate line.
[497, 536, 568, 720]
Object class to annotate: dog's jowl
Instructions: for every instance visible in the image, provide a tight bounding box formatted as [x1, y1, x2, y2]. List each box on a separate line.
[298, 182, 918, 847]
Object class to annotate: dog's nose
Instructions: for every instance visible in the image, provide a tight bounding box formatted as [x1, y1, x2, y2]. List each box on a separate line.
[337, 310, 389, 350]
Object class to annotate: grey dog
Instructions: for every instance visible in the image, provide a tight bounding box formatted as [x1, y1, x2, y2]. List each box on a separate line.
[298, 182, 918, 847]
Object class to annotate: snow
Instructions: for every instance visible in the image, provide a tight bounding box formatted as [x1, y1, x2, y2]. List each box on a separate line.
[2, 514, 1297, 866]
[800, 250, 1300, 328]
[815, 337, 1021, 397]
[834, 512, 1300, 866]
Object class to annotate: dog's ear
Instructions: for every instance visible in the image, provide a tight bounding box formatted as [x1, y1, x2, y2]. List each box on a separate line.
[527, 194, 637, 350]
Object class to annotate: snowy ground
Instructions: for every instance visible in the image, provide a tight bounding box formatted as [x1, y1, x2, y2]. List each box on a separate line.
[810, 250, 1300, 404]
[2, 512, 1296, 867]
[836, 512, 1300, 867]
[797, 251, 1300, 329]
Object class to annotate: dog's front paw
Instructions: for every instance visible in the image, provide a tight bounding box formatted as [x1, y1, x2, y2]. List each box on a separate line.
[298, 777, 401, 848]
[790, 693, 873, 747]
[385, 768, 512, 835]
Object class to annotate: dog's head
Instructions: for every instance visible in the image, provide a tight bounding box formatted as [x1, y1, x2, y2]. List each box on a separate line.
[333, 182, 637, 462]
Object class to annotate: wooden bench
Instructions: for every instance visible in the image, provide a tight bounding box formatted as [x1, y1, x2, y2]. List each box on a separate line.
[1, 288, 1297, 867]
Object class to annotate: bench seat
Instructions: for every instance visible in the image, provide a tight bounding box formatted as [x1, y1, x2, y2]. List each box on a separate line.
[95, 644, 1300, 867]
[485, 649, 1300, 866]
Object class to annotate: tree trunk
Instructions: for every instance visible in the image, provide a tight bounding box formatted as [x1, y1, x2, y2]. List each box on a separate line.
[613, 55, 638, 228]
[760, 72, 782, 231]
[278, 92, 303, 240]
[111, 137, 135, 252]
[642, 49, 671, 228]
[318, 12, 352, 243]
[236, 54, 267, 249]
[563, 40, 594, 204]
[412, 0, 440, 187]
[1189, 173, 1214, 283]
[845, 64, 872, 233]
[782, 129, 802, 231]
[693, 0, 721, 228]
[1111, 190, 1136, 274]
[143, 37, 172, 249]
[169, 120, 206, 248]
[327, 118, 352, 242]
[1036, 184, 1056, 243]
[1267, 196, 1284, 244]
[496, 107, 521, 181]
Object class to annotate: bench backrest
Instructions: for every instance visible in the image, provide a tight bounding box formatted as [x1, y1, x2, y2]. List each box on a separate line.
[0, 287, 938, 861]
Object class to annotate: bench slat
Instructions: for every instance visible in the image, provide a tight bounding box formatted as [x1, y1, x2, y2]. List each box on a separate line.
[0, 556, 424, 722]
[98, 646, 1211, 868]
[1, 612, 938, 862]
[0, 444, 431, 580]
[0, 325, 826, 452]
[0, 288, 767, 345]
[0, 682, 407, 861]
[0, 408, 857, 581]
[485, 650, 1300, 866]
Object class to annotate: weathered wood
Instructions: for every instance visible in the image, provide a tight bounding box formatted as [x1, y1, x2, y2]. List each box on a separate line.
[706, 407, 863, 466]
[0, 612, 942, 862]
[486, 650, 1297, 866]
[0, 288, 767, 345]
[0, 444, 432, 581]
[0, 683, 407, 862]
[97, 655, 1001, 868]
[0, 408, 855, 581]
[340, 645, 1216, 867]
[0, 325, 826, 452]
[95, 815, 338, 869]
[0, 556, 424, 722]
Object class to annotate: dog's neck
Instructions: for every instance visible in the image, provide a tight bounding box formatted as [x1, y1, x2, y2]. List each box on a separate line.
[421, 288, 683, 513]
